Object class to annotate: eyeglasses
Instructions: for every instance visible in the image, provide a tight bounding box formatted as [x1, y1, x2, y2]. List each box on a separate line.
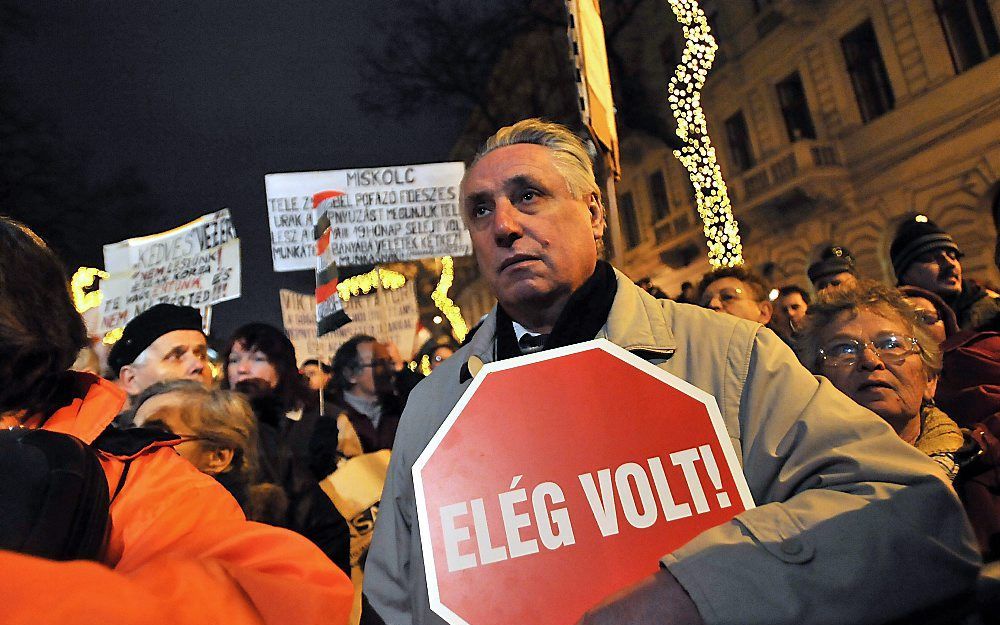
[818, 334, 921, 368]
[144, 422, 205, 444]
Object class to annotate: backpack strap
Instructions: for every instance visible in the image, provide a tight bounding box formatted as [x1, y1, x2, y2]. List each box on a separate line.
[93, 426, 182, 503]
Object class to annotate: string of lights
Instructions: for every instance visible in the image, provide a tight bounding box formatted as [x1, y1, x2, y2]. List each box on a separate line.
[666, 0, 743, 267]
[431, 256, 468, 343]
[336, 267, 407, 302]
[70, 267, 109, 313]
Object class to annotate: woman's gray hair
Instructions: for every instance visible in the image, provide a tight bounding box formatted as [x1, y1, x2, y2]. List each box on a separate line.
[469, 118, 602, 201]
[131, 380, 260, 481]
[797, 279, 942, 376]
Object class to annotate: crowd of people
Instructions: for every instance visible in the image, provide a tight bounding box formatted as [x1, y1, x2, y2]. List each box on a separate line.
[2, 117, 998, 625]
[637, 214, 1000, 570]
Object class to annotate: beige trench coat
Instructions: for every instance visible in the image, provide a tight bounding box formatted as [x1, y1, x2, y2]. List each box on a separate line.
[365, 271, 979, 625]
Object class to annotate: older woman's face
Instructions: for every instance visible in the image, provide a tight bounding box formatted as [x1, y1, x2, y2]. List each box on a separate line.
[904, 295, 947, 345]
[817, 309, 935, 442]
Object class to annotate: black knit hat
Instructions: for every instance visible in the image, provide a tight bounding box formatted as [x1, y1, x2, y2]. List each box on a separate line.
[890, 218, 960, 281]
[107, 304, 203, 372]
[807, 246, 857, 285]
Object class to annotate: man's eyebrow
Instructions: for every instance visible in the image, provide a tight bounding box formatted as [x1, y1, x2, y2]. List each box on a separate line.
[163, 345, 188, 359]
[463, 189, 492, 204]
[463, 174, 549, 204]
[505, 174, 545, 191]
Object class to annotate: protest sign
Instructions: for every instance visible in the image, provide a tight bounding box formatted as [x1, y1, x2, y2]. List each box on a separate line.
[413, 339, 754, 625]
[98, 209, 240, 333]
[264, 162, 471, 271]
[265, 190, 318, 272]
[279, 280, 419, 362]
[320, 449, 392, 625]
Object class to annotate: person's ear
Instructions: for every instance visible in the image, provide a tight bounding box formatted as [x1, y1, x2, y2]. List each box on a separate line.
[201, 447, 235, 476]
[118, 365, 144, 396]
[588, 193, 606, 240]
[758, 300, 774, 325]
[924, 374, 939, 403]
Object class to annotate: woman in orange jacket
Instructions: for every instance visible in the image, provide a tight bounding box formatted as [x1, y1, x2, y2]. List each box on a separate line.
[0, 216, 354, 625]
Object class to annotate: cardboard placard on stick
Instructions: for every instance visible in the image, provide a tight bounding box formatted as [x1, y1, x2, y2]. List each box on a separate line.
[280, 281, 419, 363]
[98, 209, 240, 333]
[265, 162, 470, 271]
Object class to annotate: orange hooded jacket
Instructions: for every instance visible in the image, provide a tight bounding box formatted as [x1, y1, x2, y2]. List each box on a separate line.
[1, 374, 354, 625]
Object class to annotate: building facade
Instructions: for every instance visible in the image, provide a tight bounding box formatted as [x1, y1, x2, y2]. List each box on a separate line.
[453, 0, 1000, 324]
[618, 0, 1000, 295]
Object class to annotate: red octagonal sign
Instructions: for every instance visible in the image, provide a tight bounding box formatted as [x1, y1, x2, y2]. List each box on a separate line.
[414, 339, 754, 625]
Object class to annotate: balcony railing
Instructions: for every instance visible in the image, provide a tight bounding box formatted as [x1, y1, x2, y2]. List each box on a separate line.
[733, 139, 845, 205]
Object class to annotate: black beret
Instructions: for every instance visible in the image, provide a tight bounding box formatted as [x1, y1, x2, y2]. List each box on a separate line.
[107, 304, 203, 372]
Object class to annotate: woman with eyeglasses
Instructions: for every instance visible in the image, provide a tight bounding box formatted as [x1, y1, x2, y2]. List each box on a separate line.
[130, 381, 287, 523]
[799, 281, 1000, 561]
[797, 280, 964, 478]
[0, 217, 353, 624]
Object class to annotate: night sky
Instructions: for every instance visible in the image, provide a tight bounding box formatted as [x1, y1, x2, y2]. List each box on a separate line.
[3, 1, 466, 341]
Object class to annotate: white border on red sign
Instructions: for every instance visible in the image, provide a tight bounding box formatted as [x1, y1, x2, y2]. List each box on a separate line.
[413, 338, 755, 625]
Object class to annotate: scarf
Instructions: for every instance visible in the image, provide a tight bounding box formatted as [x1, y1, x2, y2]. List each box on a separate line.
[915, 404, 965, 481]
[949, 279, 1000, 331]
[495, 260, 618, 361]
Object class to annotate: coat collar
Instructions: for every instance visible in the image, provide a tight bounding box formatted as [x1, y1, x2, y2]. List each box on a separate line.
[42, 373, 126, 444]
[462, 268, 677, 378]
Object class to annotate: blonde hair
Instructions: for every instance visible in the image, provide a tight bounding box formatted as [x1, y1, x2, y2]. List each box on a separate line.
[797, 279, 942, 376]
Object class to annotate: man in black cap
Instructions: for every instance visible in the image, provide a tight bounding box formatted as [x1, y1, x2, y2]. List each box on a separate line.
[891, 217, 1000, 331]
[807, 245, 858, 293]
[109, 303, 213, 397]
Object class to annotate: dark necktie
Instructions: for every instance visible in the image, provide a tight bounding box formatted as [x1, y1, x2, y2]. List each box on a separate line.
[518, 333, 548, 354]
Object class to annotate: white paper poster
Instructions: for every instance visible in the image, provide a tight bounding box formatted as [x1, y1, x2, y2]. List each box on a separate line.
[280, 281, 419, 363]
[265, 162, 470, 271]
[98, 209, 240, 333]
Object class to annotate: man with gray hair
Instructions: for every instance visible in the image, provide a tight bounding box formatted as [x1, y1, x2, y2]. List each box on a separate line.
[109, 303, 214, 398]
[364, 119, 979, 624]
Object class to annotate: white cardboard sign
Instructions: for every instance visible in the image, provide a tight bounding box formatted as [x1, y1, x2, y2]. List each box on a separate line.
[98, 209, 240, 333]
[265, 162, 470, 271]
[279, 282, 419, 362]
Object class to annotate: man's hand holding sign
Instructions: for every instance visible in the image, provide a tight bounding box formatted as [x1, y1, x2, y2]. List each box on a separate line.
[414, 340, 750, 625]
